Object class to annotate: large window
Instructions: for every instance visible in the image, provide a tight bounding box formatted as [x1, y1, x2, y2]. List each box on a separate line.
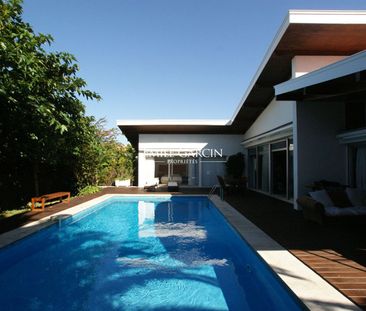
[348, 143, 366, 189]
[247, 137, 293, 201]
[288, 139, 294, 199]
[154, 157, 199, 186]
[201, 158, 226, 187]
[258, 145, 269, 192]
[248, 148, 257, 189]
[271, 141, 287, 197]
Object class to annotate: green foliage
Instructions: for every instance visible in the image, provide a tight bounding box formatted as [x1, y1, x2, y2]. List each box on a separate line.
[0, 0, 102, 209]
[0, 0, 135, 210]
[77, 185, 100, 197]
[76, 119, 136, 189]
[225, 152, 245, 178]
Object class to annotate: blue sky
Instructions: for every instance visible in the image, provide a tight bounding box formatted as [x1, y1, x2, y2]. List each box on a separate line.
[23, 0, 366, 142]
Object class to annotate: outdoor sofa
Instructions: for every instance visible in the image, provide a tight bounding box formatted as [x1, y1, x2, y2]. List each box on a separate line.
[297, 186, 366, 224]
[160, 175, 182, 184]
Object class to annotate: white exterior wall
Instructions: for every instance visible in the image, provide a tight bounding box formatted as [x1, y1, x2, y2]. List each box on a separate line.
[243, 56, 346, 142]
[294, 101, 346, 203]
[291, 55, 346, 78]
[291, 56, 347, 208]
[138, 156, 155, 187]
[242, 98, 294, 141]
[138, 134, 243, 187]
[241, 56, 348, 206]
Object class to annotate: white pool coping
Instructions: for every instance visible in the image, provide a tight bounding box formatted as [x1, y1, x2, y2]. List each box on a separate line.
[0, 194, 361, 311]
[210, 195, 361, 311]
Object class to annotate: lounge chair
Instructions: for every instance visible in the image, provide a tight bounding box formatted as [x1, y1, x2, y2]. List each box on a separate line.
[217, 175, 235, 194]
[143, 178, 159, 192]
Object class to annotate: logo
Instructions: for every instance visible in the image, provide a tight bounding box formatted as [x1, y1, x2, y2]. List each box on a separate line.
[143, 148, 226, 164]
[144, 148, 223, 159]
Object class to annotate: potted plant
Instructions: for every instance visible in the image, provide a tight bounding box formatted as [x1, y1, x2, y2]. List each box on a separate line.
[225, 152, 247, 190]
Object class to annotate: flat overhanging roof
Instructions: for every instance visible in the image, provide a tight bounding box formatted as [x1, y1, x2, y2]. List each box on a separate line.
[117, 119, 239, 147]
[275, 50, 366, 101]
[230, 10, 366, 128]
[119, 10, 366, 144]
[117, 119, 230, 126]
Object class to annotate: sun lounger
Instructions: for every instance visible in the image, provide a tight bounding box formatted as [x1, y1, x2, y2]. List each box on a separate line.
[144, 178, 160, 192]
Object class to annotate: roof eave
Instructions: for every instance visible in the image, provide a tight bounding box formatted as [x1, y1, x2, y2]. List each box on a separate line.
[230, 10, 366, 122]
[275, 50, 366, 98]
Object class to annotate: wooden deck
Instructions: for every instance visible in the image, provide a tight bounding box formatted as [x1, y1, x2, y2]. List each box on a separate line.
[1, 188, 366, 309]
[227, 191, 366, 310]
[292, 249, 366, 309]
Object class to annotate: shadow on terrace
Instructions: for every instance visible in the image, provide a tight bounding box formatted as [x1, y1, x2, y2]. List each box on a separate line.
[225, 191, 366, 266]
[225, 190, 366, 310]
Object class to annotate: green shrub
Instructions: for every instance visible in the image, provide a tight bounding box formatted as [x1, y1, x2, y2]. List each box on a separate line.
[77, 185, 100, 196]
[225, 152, 245, 178]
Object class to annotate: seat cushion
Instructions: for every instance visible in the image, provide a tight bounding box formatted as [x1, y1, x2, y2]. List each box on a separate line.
[346, 188, 366, 207]
[324, 206, 358, 216]
[309, 190, 334, 207]
[328, 189, 353, 208]
[353, 206, 366, 215]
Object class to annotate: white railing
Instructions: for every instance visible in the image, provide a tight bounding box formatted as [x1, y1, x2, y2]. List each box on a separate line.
[208, 184, 223, 200]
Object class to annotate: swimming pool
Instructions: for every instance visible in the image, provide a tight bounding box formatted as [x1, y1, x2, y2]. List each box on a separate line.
[0, 196, 304, 310]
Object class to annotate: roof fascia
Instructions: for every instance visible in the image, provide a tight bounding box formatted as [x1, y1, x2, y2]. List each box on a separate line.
[117, 119, 231, 126]
[289, 10, 366, 24]
[274, 50, 366, 96]
[230, 10, 366, 123]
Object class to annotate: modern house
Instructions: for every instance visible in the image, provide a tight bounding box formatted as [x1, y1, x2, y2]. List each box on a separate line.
[118, 10, 366, 208]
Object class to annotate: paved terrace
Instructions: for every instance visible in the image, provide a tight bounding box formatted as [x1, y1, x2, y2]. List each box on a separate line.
[1, 188, 365, 309]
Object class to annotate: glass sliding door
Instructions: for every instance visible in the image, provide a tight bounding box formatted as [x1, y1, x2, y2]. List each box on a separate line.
[288, 138, 294, 199]
[248, 148, 257, 189]
[257, 145, 269, 192]
[155, 158, 169, 183]
[247, 137, 293, 201]
[348, 143, 366, 189]
[271, 141, 287, 197]
[187, 160, 199, 186]
[154, 158, 199, 186]
[201, 158, 226, 187]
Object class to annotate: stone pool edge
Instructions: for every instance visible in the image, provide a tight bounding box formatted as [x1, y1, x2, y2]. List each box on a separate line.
[209, 195, 361, 311]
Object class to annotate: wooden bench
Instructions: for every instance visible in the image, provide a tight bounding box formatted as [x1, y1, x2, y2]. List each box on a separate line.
[31, 192, 70, 211]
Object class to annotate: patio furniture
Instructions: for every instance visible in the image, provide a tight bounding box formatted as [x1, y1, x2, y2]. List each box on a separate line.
[297, 187, 366, 224]
[31, 192, 70, 211]
[225, 176, 248, 192]
[144, 178, 159, 192]
[217, 175, 238, 194]
[144, 185, 157, 192]
[167, 181, 179, 192]
[161, 175, 182, 184]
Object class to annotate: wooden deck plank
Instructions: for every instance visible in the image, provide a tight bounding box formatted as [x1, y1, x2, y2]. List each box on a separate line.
[291, 249, 366, 309]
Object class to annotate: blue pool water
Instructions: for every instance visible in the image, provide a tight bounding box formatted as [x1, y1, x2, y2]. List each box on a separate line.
[0, 196, 303, 310]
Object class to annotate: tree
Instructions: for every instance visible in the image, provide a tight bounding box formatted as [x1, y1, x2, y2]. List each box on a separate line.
[0, 0, 100, 209]
[75, 119, 136, 189]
